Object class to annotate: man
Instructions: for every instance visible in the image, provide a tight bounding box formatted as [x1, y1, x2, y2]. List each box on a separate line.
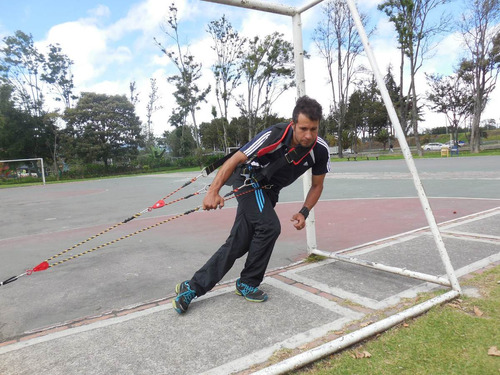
[173, 96, 330, 314]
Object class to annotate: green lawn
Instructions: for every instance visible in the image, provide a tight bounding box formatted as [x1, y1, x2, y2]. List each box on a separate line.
[331, 148, 500, 162]
[292, 265, 500, 375]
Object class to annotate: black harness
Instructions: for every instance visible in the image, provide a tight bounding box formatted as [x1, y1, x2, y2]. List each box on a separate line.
[251, 122, 316, 184]
[208, 122, 316, 187]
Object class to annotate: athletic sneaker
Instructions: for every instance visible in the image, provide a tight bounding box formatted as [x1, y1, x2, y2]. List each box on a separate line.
[172, 281, 196, 314]
[235, 278, 268, 302]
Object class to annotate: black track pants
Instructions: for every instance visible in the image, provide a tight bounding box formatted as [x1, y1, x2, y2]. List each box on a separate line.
[190, 185, 281, 297]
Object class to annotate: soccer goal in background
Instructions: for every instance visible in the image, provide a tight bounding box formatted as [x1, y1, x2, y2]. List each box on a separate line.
[0, 158, 46, 185]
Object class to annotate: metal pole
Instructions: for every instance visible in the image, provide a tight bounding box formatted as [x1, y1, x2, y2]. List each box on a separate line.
[313, 249, 452, 286]
[202, 0, 296, 15]
[252, 290, 460, 375]
[39, 158, 46, 185]
[292, 11, 318, 253]
[297, 0, 324, 13]
[343, 0, 461, 293]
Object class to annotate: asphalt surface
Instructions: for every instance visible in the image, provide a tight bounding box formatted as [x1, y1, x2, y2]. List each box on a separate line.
[1, 156, 499, 374]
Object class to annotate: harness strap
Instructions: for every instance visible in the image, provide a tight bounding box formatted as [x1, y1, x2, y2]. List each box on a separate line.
[247, 122, 316, 184]
[203, 149, 240, 176]
[257, 122, 293, 157]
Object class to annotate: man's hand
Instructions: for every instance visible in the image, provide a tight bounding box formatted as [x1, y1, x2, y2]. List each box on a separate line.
[202, 151, 248, 211]
[202, 190, 225, 211]
[291, 212, 306, 230]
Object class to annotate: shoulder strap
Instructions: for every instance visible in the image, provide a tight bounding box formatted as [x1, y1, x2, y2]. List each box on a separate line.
[203, 148, 240, 176]
[257, 140, 316, 182]
[257, 122, 292, 157]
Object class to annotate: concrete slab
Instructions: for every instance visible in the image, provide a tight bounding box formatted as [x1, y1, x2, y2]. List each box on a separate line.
[284, 226, 499, 309]
[0, 280, 360, 375]
[282, 260, 424, 309]
[359, 234, 500, 275]
[442, 211, 500, 238]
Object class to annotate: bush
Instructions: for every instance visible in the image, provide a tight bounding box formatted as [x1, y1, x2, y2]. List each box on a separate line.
[61, 163, 137, 179]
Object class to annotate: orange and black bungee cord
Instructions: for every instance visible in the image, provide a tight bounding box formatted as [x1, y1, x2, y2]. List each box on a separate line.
[0, 162, 269, 287]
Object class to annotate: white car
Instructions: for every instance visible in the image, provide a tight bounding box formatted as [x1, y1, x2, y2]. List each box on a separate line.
[444, 140, 465, 147]
[423, 143, 445, 151]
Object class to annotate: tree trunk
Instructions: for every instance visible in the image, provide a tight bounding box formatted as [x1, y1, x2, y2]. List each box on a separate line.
[409, 50, 422, 157]
[470, 107, 481, 153]
[398, 49, 409, 137]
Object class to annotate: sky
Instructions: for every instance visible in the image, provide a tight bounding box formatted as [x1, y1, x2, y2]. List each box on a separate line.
[0, 0, 499, 137]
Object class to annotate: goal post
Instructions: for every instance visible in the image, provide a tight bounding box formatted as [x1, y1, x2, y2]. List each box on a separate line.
[0, 158, 46, 185]
[201, 0, 463, 373]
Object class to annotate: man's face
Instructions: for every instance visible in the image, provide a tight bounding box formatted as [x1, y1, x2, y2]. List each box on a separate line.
[292, 113, 319, 148]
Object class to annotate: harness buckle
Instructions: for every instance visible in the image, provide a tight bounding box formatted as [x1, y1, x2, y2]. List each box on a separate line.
[285, 149, 298, 163]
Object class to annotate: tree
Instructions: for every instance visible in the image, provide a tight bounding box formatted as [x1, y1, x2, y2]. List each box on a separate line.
[313, 0, 369, 158]
[378, 0, 451, 155]
[345, 91, 363, 151]
[345, 77, 388, 149]
[237, 32, 295, 141]
[0, 84, 53, 162]
[144, 78, 163, 147]
[154, 4, 211, 148]
[42, 44, 77, 109]
[384, 65, 409, 137]
[361, 77, 389, 145]
[63, 93, 144, 168]
[426, 73, 474, 144]
[227, 115, 252, 147]
[1, 31, 77, 176]
[199, 117, 225, 151]
[129, 81, 139, 106]
[0, 31, 45, 116]
[162, 126, 196, 157]
[458, 0, 500, 153]
[207, 15, 245, 150]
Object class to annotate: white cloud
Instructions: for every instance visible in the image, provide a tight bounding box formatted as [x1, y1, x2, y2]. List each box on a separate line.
[240, 12, 291, 40]
[88, 4, 111, 19]
[28, 0, 498, 138]
[43, 21, 108, 85]
[107, 0, 171, 41]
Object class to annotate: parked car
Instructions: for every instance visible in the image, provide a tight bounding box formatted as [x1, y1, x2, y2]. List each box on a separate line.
[444, 140, 466, 148]
[423, 142, 445, 151]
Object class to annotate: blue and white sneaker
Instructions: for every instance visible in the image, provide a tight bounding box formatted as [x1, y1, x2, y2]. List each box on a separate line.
[235, 278, 268, 302]
[172, 281, 197, 314]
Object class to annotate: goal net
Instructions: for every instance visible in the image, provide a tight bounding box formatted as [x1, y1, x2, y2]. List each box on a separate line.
[0, 158, 46, 185]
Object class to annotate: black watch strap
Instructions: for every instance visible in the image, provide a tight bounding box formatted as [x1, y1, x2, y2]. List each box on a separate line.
[299, 206, 309, 219]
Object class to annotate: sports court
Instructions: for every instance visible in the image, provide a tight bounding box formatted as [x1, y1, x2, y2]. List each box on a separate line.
[1, 156, 499, 374]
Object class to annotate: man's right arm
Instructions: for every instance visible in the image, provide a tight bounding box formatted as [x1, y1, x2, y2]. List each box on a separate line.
[202, 151, 248, 210]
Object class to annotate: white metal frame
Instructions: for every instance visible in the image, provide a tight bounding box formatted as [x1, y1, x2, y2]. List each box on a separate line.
[202, 1, 462, 373]
[0, 158, 46, 185]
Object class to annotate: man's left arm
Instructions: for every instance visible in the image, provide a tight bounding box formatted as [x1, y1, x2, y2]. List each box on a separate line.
[291, 173, 326, 230]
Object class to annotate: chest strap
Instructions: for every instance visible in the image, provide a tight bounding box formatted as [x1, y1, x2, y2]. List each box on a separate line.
[249, 122, 317, 183]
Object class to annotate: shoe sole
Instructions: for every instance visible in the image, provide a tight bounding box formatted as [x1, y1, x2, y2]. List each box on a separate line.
[172, 299, 185, 314]
[173, 283, 186, 314]
[235, 289, 268, 302]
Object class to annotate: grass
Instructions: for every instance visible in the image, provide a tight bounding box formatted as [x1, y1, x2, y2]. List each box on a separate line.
[331, 148, 500, 162]
[292, 264, 500, 375]
[0, 166, 202, 188]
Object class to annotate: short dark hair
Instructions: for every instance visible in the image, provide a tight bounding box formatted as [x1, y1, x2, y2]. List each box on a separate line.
[292, 96, 323, 123]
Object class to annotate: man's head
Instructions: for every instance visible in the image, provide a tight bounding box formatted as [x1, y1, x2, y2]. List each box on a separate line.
[291, 96, 322, 148]
[292, 96, 322, 124]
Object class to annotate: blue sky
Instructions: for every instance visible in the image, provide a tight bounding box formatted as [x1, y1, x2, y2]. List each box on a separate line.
[0, 0, 498, 135]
